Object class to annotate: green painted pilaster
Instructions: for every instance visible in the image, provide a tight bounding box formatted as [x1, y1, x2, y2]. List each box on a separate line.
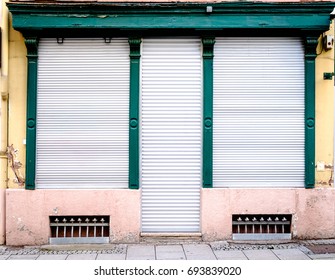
[202, 37, 215, 188]
[128, 38, 141, 189]
[304, 37, 318, 189]
[24, 37, 39, 190]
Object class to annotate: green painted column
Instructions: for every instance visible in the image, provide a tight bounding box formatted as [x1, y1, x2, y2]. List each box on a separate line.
[304, 37, 318, 189]
[128, 38, 141, 189]
[202, 37, 215, 188]
[24, 37, 39, 190]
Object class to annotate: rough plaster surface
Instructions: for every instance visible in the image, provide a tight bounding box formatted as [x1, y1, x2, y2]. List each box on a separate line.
[6, 189, 141, 246]
[295, 188, 335, 239]
[5, 188, 335, 245]
[201, 188, 335, 241]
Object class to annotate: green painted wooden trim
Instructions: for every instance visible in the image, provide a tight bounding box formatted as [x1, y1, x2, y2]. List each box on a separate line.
[7, 1, 335, 13]
[128, 38, 141, 189]
[24, 37, 39, 190]
[7, 2, 335, 16]
[304, 37, 318, 189]
[7, 2, 333, 36]
[202, 37, 215, 188]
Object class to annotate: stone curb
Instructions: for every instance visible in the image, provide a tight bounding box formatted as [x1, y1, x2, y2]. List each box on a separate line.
[1, 240, 335, 256]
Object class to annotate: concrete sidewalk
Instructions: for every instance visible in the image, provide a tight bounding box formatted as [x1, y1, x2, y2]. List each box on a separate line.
[1, 240, 335, 260]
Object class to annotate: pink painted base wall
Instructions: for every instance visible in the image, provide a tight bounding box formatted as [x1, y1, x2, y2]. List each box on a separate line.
[5, 188, 335, 245]
[201, 188, 335, 241]
[6, 189, 141, 246]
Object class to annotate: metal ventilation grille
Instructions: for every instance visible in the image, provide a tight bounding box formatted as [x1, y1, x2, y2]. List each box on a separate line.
[49, 216, 110, 244]
[232, 214, 292, 240]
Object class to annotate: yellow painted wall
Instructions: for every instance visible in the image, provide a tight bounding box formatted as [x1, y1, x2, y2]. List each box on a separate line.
[0, 0, 9, 245]
[4, 19, 335, 189]
[7, 15, 26, 189]
[1, 0, 9, 188]
[315, 22, 335, 187]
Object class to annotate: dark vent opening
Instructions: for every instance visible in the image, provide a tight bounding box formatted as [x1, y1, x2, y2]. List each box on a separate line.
[49, 215, 110, 244]
[232, 214, 292, 240]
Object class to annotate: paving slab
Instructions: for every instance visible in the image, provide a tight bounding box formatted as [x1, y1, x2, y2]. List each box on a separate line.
[96, 254, 126, 260]
[214, 250, 248, 260]
[183, 244, 217, 260]
[126, 245, 155, 260]
[66, 254, 97, 260]
[308, 253, 335, 260]
[37, 254, 68, 260]
[41, 244, 125, 251]
[305, 244, 335, 254]
[156, 245, 186, 260]
[7, 255, 39, 260]
[272, 249, 311, 260]
[243, 249, 279, 260]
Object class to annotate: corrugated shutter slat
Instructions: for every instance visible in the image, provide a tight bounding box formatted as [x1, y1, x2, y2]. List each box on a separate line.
[213, 37, 305, 188]
[36, 38, 129, 189]
[141, 39, 202, 232]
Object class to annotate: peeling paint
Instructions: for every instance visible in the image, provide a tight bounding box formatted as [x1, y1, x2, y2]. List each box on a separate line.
[71, 14, 89, 18]
[306, 196, 320, 208]
[315, 181, 333, 187]
[315, 163, 333, 169]
[110, 231, 140, 243]
[291, 214, 298, 239]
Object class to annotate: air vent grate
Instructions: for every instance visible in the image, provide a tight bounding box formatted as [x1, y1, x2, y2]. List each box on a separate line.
[49, 215, 110, 244]
[232, 214, 292, 240]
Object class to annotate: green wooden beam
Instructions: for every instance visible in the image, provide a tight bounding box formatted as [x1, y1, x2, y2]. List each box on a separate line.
[7, 2, 333, 35]
[304, 37, 318, 189]
[24, 37, 39, 190]
[9, 15, 330, 32]
[202, 37, 215, 188]
[128, 38, 141, 189]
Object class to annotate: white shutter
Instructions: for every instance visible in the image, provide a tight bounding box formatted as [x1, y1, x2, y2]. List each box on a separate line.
[213, 37, 305, 188]
[36, 38, 129, 189]
[141, 38, 202, 232]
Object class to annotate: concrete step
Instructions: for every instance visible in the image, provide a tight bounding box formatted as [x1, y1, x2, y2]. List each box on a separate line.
[140, 233, 202, 244]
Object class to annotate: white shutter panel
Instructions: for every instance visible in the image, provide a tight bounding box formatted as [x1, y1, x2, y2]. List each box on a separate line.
[141, 39, 202, 232]
[36, 38, 129, 189]
[213, 37, 305, 188]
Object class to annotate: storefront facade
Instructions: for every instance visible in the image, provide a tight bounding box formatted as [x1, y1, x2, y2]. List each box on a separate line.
[1, 1, 335, 245]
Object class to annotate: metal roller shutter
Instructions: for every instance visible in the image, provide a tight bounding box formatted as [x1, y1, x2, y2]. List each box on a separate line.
[36, 38, 129, 189]
[141, 38, 202, 232]
[213, 37, 305, 188]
